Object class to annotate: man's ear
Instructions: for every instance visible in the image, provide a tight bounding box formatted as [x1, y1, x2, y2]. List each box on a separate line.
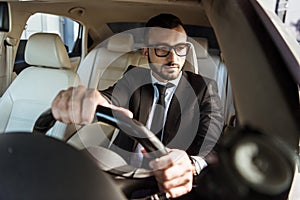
[142, 48, 148, 57]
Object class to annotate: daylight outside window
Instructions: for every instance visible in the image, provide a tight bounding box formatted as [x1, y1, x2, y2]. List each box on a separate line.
[284, 0, 300, 43]
[258, 0, 300, 44]
[21, 13, 79, 53]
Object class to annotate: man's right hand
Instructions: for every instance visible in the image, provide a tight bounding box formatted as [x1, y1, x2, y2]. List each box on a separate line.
[51, 85, 132, 125]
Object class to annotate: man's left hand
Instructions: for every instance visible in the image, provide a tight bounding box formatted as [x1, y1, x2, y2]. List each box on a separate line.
[149, 149, 195, 198]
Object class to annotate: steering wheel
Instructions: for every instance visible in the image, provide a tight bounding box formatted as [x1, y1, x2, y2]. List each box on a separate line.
[33, 106, 296, 200]
[34, 105, 170, 199]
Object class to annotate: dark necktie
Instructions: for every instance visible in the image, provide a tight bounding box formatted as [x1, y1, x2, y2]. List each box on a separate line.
[150, 83, 173, 141]
[142, 83, 173, 169]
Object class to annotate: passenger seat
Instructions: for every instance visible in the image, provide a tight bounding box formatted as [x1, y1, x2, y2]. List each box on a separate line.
[0, 33, 80, 133]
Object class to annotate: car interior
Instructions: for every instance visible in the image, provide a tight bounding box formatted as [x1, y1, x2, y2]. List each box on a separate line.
[0, 0, 299, 199]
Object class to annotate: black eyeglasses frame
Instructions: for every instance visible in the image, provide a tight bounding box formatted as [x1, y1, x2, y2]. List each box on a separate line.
[147, 43, 191, 57]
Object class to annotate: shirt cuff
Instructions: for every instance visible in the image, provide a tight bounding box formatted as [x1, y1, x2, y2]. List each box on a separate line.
[190, 156, 207, 175]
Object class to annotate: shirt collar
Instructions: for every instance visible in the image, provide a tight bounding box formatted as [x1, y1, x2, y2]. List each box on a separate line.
[150, 71, 182, 87]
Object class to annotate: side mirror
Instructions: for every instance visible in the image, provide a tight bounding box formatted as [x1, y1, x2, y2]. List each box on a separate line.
[0, 2, 9, 32]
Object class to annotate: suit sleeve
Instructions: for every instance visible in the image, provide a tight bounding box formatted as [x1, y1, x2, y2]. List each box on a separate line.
[188, 78, 224, 158]
[200, 79, 224, 156]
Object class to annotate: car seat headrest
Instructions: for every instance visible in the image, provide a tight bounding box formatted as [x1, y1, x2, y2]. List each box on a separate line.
[190, 37, 208, 59]
[107, 33, 134, 53]
[25, 32, 71, 69]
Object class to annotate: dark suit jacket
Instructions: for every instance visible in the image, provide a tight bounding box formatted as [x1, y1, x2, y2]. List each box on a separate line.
[101, 66, 223, 162]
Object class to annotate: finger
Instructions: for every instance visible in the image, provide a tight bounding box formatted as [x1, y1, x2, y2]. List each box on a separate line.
[164, 181, 193, 199]
[67, 85, 89, 124]
[109, 104, 133, 118]
[81, 88, 102, 124]
[155, 171, 193, 198]
[167, 149, 189, 164]
[153, 161, 193, 182]
[51, 90, 64, 121]
[159, 169, 193, 190]
[149, 149, 187, 170]
[52, 89, 72, 123]
[141, 148, 151, 158]
[149, 155, 173, 171]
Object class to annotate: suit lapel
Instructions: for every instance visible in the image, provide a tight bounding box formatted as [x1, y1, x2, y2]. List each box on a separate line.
[138, 83, 154, 125]
[124, 83, 154, 151]
[164, 72, 191, 144]
[114, 68, 154, 152]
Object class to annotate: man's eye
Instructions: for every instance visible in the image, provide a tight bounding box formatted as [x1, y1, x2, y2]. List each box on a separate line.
[156, 46, 169, 51]
[176, 45, 187, 51]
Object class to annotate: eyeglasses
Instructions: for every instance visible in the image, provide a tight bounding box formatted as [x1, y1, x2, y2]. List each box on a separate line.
[148, 43, 191, 57]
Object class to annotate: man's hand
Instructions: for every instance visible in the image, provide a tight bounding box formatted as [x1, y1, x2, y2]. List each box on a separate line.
[51, 85, 132, 124]
[149, 149, 195, 198]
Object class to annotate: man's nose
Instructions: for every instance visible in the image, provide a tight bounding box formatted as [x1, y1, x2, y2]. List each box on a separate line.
[166, 49, 177, 61]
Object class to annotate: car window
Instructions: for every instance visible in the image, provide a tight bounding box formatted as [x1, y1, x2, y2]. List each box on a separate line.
[14, 13, 82, 74]
[258, 0, 300, 44]
[21, 13, 80, 53]
[284, 0, 300, 43]
[257, 0, 300, 93]
[283, 0, 300, 97]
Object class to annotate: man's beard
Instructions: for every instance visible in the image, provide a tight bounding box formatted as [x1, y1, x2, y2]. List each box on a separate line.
[148, 56, 182, 81]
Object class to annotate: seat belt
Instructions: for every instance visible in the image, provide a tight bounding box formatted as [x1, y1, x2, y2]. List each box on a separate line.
[4, 37, 17, 91]
[5, 40, 13, 89]
[0, 33, 6, 96]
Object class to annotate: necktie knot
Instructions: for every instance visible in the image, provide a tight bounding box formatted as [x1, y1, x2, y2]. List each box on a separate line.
[155, 83, 174, 107]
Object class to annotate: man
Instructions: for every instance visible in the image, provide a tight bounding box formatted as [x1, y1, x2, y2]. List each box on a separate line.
[52, 13, 223, 198]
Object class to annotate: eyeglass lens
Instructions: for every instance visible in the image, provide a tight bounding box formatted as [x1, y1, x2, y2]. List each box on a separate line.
[153, 43, 190, 57]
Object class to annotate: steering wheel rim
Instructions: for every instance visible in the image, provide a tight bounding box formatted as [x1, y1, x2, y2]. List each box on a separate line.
[34, 105, 170, 198]
[34, 105, 168, 158]
[94, 105, 168, 157]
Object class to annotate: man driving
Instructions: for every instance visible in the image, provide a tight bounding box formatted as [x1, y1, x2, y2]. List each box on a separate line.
[52, 13, 224, 198]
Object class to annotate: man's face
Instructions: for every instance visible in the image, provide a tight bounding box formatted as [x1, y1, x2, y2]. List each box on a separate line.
[143, 26, 188, 82]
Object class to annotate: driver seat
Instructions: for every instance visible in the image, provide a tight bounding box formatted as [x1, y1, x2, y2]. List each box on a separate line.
[0, 33, 80, 133]
[66, 33, 199, 149]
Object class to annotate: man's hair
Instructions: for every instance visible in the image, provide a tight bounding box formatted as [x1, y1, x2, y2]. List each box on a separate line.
[144, 13, 184, 44]
[145, 13, 183, 29]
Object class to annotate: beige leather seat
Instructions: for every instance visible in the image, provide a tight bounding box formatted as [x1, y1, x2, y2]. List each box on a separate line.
[69, 33, 145, 148]
[0, 33, 80, 133]
[185, 41, 199, 74]
[78, 33, 148, 90]
[190, 37, 235, 125]
[189, 37, 218, 79]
